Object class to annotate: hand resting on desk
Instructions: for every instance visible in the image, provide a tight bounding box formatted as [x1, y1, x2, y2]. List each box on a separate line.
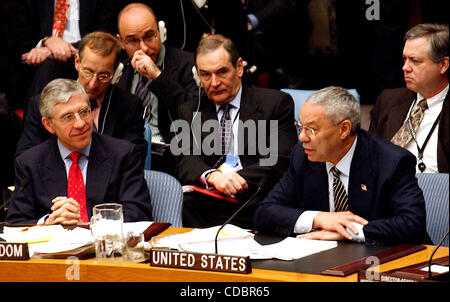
[308, 211, 368, 241]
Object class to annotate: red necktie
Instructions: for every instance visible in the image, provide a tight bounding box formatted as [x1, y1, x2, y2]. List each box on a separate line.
[52, 0, 70, 37]
[68, 152, 88, 222]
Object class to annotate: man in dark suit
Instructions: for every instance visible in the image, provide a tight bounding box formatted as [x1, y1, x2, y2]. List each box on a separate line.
[15, 31, 148, 163]
[370, 23, 449, 173]
[116, 3, 198, 174]
[6, 79, 152, 225]
[254, 86, 430, 246]
[12, 0, 116, 98]
[176, 34, 298, 229]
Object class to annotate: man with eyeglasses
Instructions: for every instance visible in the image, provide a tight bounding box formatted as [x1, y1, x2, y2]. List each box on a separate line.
[6, 79, 152, 225]
[254, 86, 431, 246]
[15, 31, 148, 164]
[116, 2, 198, 175]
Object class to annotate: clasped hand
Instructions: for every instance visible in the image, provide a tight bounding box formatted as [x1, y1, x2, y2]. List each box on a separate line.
[44, 196, 84, 225]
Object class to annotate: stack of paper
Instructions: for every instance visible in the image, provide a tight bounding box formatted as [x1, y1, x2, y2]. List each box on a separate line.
[0, 225, 66, 244]
[152, 224, 338, 261]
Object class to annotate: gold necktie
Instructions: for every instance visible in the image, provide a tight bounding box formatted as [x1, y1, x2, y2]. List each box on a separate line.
[391, 99, 428, 148]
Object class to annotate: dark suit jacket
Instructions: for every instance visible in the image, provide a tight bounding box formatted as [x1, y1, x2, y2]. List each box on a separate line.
[12, 0, 116, 56]
[6, 132, 152, 224]
[369, 87, 449, 173]
[254, 130, 431, 246]
[15, 85, 147, 163]
[176, 85, 298, 205]
[117, 46, 198, 143]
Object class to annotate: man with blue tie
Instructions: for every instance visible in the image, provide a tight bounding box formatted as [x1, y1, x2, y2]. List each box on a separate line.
[6, 79, 152, 225]
[254, 86, 431, 246]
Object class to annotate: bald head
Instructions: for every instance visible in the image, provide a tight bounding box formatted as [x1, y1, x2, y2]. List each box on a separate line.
[117, 3, 157, 34]
[117, 2, 162, 61]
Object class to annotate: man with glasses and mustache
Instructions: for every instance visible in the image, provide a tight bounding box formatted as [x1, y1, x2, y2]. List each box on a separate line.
[6, 79, 152, 225]
[15, 31, 148, 164]
[116, 3, 198, 174]
[254, 86, 431, 246]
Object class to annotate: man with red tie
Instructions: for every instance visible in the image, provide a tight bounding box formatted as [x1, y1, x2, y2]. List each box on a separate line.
[6, 79, 152, 225]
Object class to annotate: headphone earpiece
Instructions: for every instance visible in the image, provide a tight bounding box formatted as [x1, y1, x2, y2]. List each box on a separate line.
[111, 62, 124, 85]
[158, 20, 167, 44]
[192, 66, 202, 88]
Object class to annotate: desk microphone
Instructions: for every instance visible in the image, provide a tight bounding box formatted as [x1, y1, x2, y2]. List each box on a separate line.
[427, 230, 449, 280]
[214, 175, 272, 254]
[0, 178, 31, 212]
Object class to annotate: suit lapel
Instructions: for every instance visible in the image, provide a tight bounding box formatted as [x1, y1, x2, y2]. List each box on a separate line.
[387, 91, 416, 138]
[85, 134, 112, 217]
[237, 86, 259, 156]
[40, 138, 67, 199]
[348, 131, 376, 219]
[303, 161, 329, 211]
[98, 86, 115, 136]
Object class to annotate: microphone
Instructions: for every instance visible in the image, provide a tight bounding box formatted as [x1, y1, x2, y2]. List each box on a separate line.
[214, 176, 271, 254]
[0, 178, 31, 212]
[427, 230, 449, 280]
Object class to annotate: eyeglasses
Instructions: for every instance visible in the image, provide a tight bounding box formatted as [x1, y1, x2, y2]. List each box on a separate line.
[295, 120, 318, 137]
[79, 64, 113, 83]
[55, 107, 91, 124]
[124, 31, 158, 47]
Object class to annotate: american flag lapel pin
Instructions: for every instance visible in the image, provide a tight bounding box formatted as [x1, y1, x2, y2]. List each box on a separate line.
[361, 184, 367, 191]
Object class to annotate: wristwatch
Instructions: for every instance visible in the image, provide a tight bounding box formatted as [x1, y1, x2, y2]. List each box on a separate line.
[42, 36, 51, 47]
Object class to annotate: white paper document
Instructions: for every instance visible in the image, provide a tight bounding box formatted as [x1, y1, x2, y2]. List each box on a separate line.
[152, 224, 337, 261]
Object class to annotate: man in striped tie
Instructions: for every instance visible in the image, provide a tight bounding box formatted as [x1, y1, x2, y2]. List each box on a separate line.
[255, 86, 431, 246]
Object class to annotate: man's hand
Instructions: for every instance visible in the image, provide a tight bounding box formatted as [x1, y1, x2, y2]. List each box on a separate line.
[23, 47, 52, 65]
[44, 36, 77, 61]
[131, 50, 161, 79]
[44, 196, 82, 225]
[207, 171, 248, 196]
[297, 230, 346, 241]
[312, 211, 368, 240]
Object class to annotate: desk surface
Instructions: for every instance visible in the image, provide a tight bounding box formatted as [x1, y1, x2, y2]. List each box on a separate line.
[0, 228, 448, 282]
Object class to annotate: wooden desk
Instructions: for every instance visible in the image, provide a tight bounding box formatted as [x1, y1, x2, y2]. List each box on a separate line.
[0, 228, 448, 282]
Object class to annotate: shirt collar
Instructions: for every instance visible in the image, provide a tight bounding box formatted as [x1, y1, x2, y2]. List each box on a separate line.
[57, 139, 92, 160]
[325, 135, 358, 177]
[215, 85, 242, 113]
[417, 84, 449, 109]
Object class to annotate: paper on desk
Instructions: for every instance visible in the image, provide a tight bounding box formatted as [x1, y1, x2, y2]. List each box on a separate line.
[0, 225, 66, 244]
[152, 224, 338, 261]
[29, 227, 94, 256]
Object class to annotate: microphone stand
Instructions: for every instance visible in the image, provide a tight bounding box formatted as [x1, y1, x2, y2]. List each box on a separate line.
[427, 230, 449, 280]
[214, 187, 261, 254]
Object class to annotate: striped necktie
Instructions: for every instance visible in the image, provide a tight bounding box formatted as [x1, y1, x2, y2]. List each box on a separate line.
[331, 166, 348, 212]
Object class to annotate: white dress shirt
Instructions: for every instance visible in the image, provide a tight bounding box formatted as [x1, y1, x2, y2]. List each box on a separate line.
[404, 85, 448, 173]
[294, 136, 365, 242]
[36, 0, 81, 47]
[37, 139, 91, 224]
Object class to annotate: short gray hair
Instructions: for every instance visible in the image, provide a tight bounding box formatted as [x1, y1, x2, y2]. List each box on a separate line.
[404, 23, 449, 63]
[39, 79, 89, 119]
[306, 86, 361, 134]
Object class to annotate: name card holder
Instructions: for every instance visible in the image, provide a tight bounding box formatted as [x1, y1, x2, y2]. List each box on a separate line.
[0, 242, 29, 260]
[150, 248, 252, 274]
